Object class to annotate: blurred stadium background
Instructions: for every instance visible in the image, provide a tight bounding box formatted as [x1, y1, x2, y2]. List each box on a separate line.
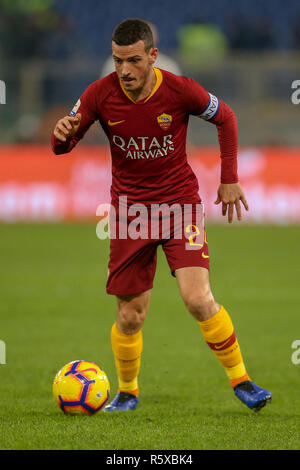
[0, 0, 300, 222]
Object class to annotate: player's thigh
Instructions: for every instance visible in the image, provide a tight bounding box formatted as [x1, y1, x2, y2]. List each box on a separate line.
[175, 266, 219, 320]
[161, 202, 210, 277]
[116, 289, 152, 334]
[106, 209, 159, 296]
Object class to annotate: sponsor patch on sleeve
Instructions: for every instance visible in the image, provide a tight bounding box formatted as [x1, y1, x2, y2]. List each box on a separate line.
[198, 93, 219, 121]
[69, 98, 81, 116]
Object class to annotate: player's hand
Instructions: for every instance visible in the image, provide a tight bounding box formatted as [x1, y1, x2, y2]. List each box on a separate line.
[214, 182, 249, 223]
[53, 113, 81, 142]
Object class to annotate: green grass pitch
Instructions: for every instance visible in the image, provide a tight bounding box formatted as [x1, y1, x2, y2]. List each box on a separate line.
[0, 223, 300, 450]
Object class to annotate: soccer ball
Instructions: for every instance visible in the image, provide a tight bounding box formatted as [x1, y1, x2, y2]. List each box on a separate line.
[53, 360, 110, 415]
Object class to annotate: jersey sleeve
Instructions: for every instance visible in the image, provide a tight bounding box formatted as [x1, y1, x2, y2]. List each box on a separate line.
[183, 77, 238, 184]
[51, 81, 99, 155]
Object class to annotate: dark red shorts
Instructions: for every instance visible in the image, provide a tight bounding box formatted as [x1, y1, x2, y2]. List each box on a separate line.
[106, 202, 209, 295]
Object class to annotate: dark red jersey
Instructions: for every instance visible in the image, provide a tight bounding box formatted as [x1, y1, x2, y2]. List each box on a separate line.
[51, 68, 238, 205]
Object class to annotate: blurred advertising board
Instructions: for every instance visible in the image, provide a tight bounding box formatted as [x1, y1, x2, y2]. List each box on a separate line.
[0, 145, 299, 223]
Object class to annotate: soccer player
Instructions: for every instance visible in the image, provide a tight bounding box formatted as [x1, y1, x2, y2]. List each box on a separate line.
[51, 19, 272, 412]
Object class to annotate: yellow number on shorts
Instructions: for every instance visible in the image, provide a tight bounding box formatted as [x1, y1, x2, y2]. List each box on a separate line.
[185, 224, 203, 247]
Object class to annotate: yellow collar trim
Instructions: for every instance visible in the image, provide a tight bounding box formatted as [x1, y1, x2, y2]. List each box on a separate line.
[120, 67, 163, 104]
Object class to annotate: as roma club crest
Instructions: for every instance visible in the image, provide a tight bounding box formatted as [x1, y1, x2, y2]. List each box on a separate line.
[157, 113, 172, 130]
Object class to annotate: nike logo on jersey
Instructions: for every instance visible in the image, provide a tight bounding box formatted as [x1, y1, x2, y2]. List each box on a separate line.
[108, 120, 125, 126]
[201, 252, 209, 259]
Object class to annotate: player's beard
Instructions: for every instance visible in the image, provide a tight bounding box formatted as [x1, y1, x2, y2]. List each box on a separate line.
[129, 63, 154, 98]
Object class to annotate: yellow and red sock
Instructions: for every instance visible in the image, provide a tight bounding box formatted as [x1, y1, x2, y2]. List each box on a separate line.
[198, 305, 250, 388]
[110, 322, 143, 396]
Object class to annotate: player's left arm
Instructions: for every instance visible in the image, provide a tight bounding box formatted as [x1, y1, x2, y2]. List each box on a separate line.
[185, 79, 249, 223]
[208, 96, 249, 223]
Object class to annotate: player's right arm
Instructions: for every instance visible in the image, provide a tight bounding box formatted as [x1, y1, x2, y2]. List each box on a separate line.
[53, 113, 82, 143]
[51, 81, 98, 155]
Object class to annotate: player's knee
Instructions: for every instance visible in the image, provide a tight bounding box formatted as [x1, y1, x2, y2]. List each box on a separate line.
[183, 288, 216, 321]
[117, 303, 146, 334]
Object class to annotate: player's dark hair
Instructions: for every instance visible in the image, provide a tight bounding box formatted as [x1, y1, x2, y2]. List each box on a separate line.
[112, 18, 154, 52]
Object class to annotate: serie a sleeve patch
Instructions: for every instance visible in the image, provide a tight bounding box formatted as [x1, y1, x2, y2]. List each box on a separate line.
[69, 98, 81, 116]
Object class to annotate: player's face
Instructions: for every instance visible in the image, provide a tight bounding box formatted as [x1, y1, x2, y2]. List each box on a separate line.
[112, 40, 158, 94]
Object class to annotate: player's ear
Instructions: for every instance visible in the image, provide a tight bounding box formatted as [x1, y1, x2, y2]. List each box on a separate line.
[149, 47, 158, 65]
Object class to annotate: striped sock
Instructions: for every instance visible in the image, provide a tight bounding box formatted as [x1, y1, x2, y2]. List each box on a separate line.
[110, 322, 143, 396]
[198, 305, 250, 388]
